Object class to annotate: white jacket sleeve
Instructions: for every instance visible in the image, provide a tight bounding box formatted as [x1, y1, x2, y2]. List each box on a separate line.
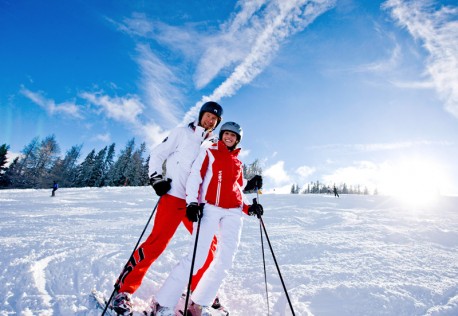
[148, 128, 181, 177]
[185, 146, 208, 205]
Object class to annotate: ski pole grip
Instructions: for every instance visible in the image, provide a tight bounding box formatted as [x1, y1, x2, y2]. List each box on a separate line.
[198, 203, 205, 219]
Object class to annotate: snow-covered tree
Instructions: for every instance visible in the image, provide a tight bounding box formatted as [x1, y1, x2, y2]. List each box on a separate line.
[106, 139, 135, 186]
[21, 135, 61, 188]
[124, 142, 146, 186]
[0, 144, 10, 187]
[243, 159, 262, 180]
[74, 149, 96, 187]
[88, 147, 108, 187]
[49, 144, 82, 188]
[98, 143, 115, 187]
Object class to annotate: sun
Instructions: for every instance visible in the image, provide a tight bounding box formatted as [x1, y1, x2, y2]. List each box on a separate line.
[379, 158, 445, 206]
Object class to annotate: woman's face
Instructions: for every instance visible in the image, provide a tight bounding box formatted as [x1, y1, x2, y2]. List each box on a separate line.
[222, 131, 238, 148]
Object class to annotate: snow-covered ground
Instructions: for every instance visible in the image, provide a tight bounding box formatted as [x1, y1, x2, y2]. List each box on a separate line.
[1, 187, 457, 316]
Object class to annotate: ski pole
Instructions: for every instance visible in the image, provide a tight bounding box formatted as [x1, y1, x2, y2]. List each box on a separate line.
[184, 204, 204, 316]
[101, 196, 161, 316]
[259, 215, 296, 316]
[255, 189, 270, 315]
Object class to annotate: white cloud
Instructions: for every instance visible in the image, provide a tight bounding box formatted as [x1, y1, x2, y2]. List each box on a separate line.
[321, 157, 452, 195]
[353, 43, 402, 73]
[239, 148, 251, 159]
[322, 161, 380, 190]
[109, 12, 154, 38]
[306, 140, 453, 152]
[384, 0, 458, 118]
[80, 92, 144, 124]
[264, 160, 291, 185]
[136, 44, 184, 127]
[20, 87, 82, 118]
[92, 133, 111, 143]
[296, 165, 316, 178]
[140, 123, 171, 149]
[5, 151, 21, 167]
[389, 79, 436, 89]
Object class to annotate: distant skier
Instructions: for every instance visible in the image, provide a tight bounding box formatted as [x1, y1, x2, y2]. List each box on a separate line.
[51, 181, 58, 197]
[333, 185, 339, 198]
[153, 121, 264, 316]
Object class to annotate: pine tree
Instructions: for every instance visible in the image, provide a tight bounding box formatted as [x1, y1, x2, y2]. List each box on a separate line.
[106, 139, 135, 186]
[124, 142, 147, 186]
[98, 143, 115, 187]
[26, 135, 60, 188]
[2, 157, 19, 187]
[89, 147, 107, 187]
[0, 144, 10, 187]
[142, 155, 150, 186]
[49, 144, 82, 188]
[14, 137, 39, 188]
[243, 159, 262, 180]
[74, 149, 96, 187]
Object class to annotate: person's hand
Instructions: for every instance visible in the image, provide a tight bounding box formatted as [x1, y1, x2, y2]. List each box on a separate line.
[186, 202, 203, 222]
[149, 173, 172, 196]
[244, 175, 263, 192]
[248, 198, 264, 218]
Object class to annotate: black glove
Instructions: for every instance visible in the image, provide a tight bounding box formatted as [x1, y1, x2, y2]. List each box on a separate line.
[186, 202, 203, 222]
[149, 173, 172, 196]
[248, 198, 264, 218]
[244, 175, 263, 192]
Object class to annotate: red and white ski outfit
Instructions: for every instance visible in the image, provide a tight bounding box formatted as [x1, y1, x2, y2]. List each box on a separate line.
[117, 122, 218, 294]
[156, 140, 250, 307]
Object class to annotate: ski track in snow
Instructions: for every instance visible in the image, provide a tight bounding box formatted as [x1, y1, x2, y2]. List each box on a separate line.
[31, 252, 67, 309]
[0, 187, 458, 315]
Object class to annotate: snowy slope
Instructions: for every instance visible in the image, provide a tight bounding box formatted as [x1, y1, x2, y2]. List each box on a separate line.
[1, 187, 457, 316]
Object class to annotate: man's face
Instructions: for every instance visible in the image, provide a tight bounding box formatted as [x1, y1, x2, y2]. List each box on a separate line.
[200, 112, 219, 130]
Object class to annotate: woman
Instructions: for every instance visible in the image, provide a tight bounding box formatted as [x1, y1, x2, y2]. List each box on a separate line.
[154, 122, 264, 316]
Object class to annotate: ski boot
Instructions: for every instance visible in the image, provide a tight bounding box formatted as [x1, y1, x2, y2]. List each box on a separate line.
[112, 292, 133, 316]
[155, 304, 175, 316]
[186, 302, 215, 316]
[211, 296, 229, 315]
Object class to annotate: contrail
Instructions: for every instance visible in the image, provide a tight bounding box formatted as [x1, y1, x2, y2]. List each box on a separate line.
[182, 0, 335, 124]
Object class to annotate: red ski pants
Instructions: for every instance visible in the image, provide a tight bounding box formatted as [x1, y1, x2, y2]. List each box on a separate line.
[117, 194, 217, 294]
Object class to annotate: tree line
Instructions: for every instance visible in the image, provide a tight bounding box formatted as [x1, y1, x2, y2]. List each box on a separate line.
[0, 137, 263, 190]
[291, 181, 377, 195]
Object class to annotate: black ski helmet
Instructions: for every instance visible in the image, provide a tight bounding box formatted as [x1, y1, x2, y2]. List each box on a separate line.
[219, 121, 243, 144]
[198, 101, 223, 129]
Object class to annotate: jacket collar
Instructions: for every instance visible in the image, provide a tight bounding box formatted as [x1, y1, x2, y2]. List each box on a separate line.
[217, 140, 241, 156]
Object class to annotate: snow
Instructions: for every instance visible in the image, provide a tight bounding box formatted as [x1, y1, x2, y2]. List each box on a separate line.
[1, 187, 457, 316]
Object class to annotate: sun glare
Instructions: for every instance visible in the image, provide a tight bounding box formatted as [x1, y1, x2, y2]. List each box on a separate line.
[379, 158, 445, 207]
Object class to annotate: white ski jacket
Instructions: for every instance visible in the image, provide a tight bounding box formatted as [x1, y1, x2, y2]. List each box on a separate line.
[148, 122, 217, 199]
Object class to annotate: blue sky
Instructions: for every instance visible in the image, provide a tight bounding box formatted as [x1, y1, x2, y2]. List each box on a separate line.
[1, 0, 458, 196]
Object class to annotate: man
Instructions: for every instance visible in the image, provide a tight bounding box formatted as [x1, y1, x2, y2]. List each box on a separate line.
[112, 101, 223, 315]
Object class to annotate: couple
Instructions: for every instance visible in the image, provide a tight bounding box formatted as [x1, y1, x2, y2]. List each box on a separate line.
[113, 101, 264, 316]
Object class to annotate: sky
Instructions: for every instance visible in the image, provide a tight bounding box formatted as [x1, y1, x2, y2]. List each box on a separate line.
[1, 0, 458, 195]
